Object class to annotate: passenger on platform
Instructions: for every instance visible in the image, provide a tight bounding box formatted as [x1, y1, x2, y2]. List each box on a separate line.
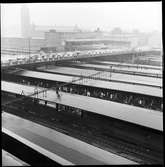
[43, 89, 47, 98]
[109, 93, 113, 100]
[100, 91, 104, 98]
[70, 87, 73, 93]
[21, 90, 25, 95]
[87, 91, 90, 97]
[138, 99, 143, 105]
[138, 98, 145, 107]
[56, 87, 60, 98]
[128, 95, 133, 105]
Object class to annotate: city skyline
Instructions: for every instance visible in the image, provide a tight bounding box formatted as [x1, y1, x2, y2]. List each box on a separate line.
[1, 2, 162, 37]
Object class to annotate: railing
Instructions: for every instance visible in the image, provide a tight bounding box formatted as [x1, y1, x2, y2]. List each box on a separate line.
[1, 49, 160, 68]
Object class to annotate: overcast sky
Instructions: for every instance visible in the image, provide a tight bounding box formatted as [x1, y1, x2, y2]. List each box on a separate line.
[1, 2, 162, 36]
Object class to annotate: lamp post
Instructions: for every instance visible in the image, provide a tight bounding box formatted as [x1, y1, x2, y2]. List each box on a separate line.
[28, 37, 31, 59]
[110, 65, 112, 80]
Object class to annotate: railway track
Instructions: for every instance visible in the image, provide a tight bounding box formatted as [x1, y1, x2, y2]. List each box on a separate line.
[2, 98, 163, 165]
[86, 60, 162, 70]
[34, 68, 162, 89]
[57, 63, 162, 78]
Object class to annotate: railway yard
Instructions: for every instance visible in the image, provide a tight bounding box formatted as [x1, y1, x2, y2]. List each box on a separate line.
[1, 50, 163, 165]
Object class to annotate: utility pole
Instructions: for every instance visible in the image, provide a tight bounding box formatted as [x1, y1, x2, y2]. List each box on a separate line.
[28, 37, 31, 59]
[110, 65, 112, 80]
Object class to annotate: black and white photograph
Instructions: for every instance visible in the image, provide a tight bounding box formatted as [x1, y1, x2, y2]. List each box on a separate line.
[1, 2, 163, 165]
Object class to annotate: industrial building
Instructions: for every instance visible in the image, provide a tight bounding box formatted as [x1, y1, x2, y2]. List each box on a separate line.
[1, 5, 155, 54]
[64, 38, 131, 51]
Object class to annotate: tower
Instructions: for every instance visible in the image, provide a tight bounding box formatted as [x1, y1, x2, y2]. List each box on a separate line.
[21, 4, 31, 38]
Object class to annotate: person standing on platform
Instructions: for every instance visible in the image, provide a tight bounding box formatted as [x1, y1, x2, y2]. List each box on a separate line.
[56, 86, 60, 99]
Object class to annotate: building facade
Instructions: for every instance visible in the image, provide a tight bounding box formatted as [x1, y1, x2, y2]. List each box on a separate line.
[64, 39, 131, 51]
[44, 29, 104, 51]
[1, 37, 45, 52]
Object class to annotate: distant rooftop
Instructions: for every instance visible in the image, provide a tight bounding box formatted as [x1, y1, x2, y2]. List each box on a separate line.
[1, 37, 44, 40]
[35, 25, 83, 33]
[65, 38, 130, 43]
